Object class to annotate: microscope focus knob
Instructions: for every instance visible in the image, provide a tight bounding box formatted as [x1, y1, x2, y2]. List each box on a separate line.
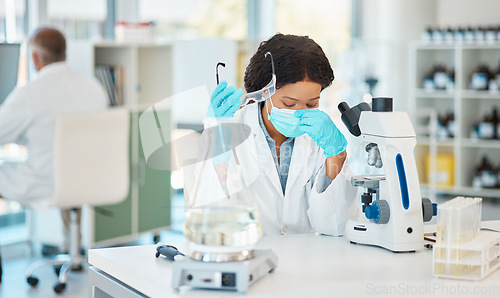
[421, 198, 436, 222]
[365, 200, 390, 224]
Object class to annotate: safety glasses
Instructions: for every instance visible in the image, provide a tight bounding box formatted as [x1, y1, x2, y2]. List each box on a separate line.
[216, 52, 276, 109]
[240, 52, 276, 108]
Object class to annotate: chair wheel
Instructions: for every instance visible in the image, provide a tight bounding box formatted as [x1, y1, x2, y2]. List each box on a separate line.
[54, 282, 66, 293]
[54, 264, 63, 276]
[27, 276, 39, 287]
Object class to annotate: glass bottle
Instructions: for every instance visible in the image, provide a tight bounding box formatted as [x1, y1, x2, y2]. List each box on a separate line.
[494, 66, 500, 93]
[492, 107, 498, 140]
[474, 26, 485, 44]
[497, 106, 500, 139]
[446, 68, 455, 92]
[470, 65, 490, 90]
[472, 163, 482, 189]
[454, 26, 465, 43]
[423, 73, 434, 92]
[444, 27, 455, 44]
[446, 111, 455, 138]
[478, 112, 494, 139]
[478, 156, 497, 188]
[421, 26, 432, 43]
[464, 26, 475, 44]
[433, 64, 450, 90]
[432, 27, 444, 43]
[496, 163, 500, 188]
[470, 122, 479, 139]
[485, 26, 496, 44]
[437, 112, 450, 139]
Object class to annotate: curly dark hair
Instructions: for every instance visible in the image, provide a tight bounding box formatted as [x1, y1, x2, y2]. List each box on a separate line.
[244, 33, 334, 93]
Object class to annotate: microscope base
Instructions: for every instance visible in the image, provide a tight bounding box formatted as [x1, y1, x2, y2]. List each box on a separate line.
[345, 220, 423, 252]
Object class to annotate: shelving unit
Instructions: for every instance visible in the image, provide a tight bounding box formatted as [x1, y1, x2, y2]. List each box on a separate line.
[410, 43, 500, 200]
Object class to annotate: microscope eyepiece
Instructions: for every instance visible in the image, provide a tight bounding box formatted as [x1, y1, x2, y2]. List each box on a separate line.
[372, 97, 393, 112]
[338, 101, 371, 137]
[338, 102, 350, 113]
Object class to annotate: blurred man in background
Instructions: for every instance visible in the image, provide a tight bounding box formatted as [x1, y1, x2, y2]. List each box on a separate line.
[0, 27, 108, 255]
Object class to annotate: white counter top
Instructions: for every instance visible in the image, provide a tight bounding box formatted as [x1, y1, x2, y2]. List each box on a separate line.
[89, 221, 500, 298]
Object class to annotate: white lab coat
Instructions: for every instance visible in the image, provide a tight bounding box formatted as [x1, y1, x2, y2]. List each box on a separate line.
[191, 103, 356, 236]
[0, 62, 107, 206]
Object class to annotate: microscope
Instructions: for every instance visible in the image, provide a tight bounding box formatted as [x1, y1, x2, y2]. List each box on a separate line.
[338, 97, 436, 252]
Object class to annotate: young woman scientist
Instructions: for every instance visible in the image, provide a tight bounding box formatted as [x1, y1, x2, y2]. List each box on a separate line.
[193, 33, 356, 236]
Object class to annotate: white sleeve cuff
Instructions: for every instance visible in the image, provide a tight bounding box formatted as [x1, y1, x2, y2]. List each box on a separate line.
[314, 157, 350, 194]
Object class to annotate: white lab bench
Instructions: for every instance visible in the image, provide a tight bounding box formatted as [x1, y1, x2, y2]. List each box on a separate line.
[88, 221, 500, 298]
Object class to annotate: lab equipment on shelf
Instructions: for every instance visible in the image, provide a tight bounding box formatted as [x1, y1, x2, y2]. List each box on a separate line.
[472, 155, 500, 189]
[433, 196, 500, 281]
[470, 64, 494, 91]
[421, 25, 500, 45]
[436, 111, 455, 139]
[338, 97, 437, 252]
[471, 107, 500, 140]
[422, 64, 455, 92]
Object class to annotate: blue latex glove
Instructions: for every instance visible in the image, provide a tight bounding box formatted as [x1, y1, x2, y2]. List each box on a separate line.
[207, 81, 243, 118]
[295, 109, 347, 157]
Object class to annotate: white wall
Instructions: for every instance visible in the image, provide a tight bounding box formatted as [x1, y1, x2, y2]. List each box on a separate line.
[359, 0, 435, 112]
[116, 0, 139, 22]
[436, 0, 500, 26]
[47, 0, 106, 20]
[171, 39, 238, 126]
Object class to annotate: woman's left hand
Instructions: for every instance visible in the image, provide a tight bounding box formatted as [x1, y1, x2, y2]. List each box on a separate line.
[295, 109, 347, 157]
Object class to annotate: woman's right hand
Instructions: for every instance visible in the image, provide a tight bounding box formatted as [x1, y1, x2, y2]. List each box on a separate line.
[207, 81, 243, 118]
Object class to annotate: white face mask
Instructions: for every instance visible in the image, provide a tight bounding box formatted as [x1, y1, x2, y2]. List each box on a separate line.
[266, 99, 304, 137]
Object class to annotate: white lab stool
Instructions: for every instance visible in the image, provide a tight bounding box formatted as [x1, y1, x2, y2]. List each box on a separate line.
[25, 108, 130, 294]
[171, 129, 201, 207]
